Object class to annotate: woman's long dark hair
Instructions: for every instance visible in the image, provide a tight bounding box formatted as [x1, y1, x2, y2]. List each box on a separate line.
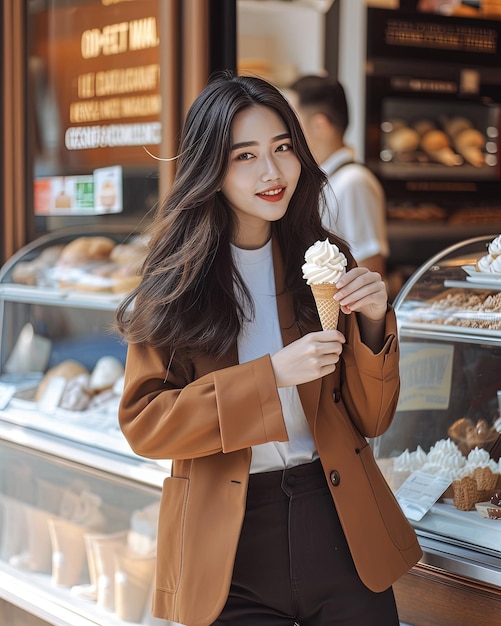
[115, 70, 348, 358]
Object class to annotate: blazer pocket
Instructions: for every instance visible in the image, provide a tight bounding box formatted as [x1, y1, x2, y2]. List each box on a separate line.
[156, 476, 189, 593]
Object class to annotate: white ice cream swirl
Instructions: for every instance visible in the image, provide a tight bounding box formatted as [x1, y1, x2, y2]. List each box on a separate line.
[476, 254, 493, 273]
[488, 234, 501, 257]
[489, 255, 501, 273]
[302, 239, 347, 285]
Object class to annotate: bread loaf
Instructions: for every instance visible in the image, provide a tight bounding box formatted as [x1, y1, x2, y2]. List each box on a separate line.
[57, 237, 115, 267]
[35, 360, 88, 402]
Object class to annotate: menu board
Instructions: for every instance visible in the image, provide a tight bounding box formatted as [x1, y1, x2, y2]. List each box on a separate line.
[30, 0, 162, 171]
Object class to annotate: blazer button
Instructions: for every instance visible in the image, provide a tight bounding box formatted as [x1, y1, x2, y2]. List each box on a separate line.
[330, 470, 341, 486]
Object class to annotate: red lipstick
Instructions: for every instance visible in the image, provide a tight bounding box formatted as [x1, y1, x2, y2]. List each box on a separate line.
[256, 186, 286, 202]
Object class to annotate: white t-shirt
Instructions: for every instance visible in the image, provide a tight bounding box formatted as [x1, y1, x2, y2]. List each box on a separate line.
[321, 147, 389, 262]
[232, 240, 318, 474]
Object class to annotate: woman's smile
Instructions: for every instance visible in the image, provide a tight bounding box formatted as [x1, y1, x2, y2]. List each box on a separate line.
[257, 186, 286, 202]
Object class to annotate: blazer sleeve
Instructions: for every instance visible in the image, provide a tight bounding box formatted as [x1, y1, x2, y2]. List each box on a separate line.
[340, 305, 400, 439]
[118, 342, 288, 460]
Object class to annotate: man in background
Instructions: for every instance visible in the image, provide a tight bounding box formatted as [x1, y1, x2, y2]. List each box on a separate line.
[288, 75, 389, 276]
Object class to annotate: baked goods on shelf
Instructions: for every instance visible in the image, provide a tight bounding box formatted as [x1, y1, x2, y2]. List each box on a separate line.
[10, 235, 148, 294]
[34, 356, 124, 413]
[35, 360, 89, 403]
[475, 489, 501, 520]
[491, 489, 501, 506]
[406, 235, 501, 331]
[11, 245, 64, 286]
[448, 417, 499, 456]
[420, 129, 462, 167]
[89, 356, 125, 393]
[408, 288, 501, 331]
[57, 237, 116, 267]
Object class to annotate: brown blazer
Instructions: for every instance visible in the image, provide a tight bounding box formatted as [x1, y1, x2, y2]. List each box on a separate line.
[119, 242, 422, 626]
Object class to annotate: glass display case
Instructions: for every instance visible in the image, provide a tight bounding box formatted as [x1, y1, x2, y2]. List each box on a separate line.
[372, 234, 501, 591]
[0, 227, 173, 626]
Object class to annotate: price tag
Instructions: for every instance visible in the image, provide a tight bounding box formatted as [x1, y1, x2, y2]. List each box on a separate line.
[396, 471, 451, 521]
[0, 383, 16, 410]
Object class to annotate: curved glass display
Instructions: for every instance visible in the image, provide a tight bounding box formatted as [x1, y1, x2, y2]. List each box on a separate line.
[372, 235, 501, 581]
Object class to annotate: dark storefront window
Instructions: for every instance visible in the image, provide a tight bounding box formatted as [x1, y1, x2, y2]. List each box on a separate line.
[26, 0, 173, 236]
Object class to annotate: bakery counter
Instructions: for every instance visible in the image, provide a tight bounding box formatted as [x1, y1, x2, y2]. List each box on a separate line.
[0, 226, 175, 625]
[394, 556, 501, 626]
[0, 226, 148, 457]
[0, 433, 170, 626]
[373, 234, 501, 623]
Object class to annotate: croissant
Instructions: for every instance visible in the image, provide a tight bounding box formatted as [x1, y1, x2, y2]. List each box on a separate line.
[413, 119, 435, 136]
[440, 116, 472, 140]
[421, 129, 462, 166]
[385, 126, 420, 153]
[454, 128, 486, 168]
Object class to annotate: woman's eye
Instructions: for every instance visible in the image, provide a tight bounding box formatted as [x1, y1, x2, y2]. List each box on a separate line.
[276, 143, 293, 153]
[236, 152, 254, 161]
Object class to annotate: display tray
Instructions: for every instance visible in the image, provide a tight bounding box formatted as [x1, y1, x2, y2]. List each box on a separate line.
[397, 321, 501, 338]
[2, 390, 134, 459]
[462, 265, 501, 286]
[0, 283, 125, 309]
[397, 283, 501, 332]
[377, 458, 501, 556]
[377, 161, 497, 180]
[414, 502, 501, 554]
[399, 318, 501, 340]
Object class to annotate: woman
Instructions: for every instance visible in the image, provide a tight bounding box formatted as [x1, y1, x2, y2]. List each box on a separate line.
[116, 70, 421, 626]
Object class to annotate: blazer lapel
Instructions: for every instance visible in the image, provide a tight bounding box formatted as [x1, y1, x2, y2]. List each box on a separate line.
[272, 238, 322, 432]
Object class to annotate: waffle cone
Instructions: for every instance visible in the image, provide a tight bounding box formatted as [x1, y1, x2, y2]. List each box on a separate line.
[310, 283, 340, 330]
[473, 467, 498, 491]
[452, 476, 478, 511]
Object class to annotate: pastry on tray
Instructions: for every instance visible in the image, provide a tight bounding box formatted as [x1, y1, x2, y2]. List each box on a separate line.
[475, 490, 501, 519]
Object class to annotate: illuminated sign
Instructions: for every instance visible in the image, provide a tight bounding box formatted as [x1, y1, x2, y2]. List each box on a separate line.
[31, 0, 161, 168]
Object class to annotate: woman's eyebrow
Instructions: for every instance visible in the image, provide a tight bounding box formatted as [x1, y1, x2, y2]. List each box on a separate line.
[231, 133, 291, 151]
[231, 140, 257, 150]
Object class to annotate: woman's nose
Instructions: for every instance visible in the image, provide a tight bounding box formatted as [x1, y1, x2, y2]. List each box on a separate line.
[261, 155, 280, 181]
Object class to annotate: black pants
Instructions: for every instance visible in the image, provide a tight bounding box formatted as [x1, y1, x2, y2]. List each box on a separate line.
[212, 459, 399, 626]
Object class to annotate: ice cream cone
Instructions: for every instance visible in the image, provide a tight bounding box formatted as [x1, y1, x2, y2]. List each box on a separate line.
[473, 467, 498, 492]
[452, 476, 478, 511]
[310, 283, 340, 330]
[303, 239, 347, 329]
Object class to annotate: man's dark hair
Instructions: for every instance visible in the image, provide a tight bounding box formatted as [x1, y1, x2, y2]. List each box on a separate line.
[290, 75, 349, 136]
